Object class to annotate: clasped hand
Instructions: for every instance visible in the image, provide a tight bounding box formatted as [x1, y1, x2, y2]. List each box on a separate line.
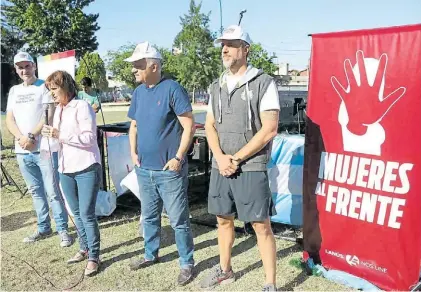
[18, 136, 35, 151]
[216, 154, 240, 177]
[41, 125, 59, 139]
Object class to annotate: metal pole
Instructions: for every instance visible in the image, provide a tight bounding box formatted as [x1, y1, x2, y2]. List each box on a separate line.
[238, 10, 247, 25]
[218, 0, 223, 34]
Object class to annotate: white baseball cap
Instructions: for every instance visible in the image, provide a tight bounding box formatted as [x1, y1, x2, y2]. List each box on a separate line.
[214, 25, 252, 45]
[14, 51, 34, 64]
[124, 41, 162, 62]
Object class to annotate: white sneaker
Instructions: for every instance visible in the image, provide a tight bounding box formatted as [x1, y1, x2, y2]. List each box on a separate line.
[59, 231, 73, 247]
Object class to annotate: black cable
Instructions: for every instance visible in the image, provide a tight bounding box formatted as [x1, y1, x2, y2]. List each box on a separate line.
[2, 135, 94, 290]
[46, 134, 92, 256]
[46, 136, 88, 247]
[3, 62, 104, 287]
[0, 136, 89, 290]
[3, 192, 25, 209]
[79, 52, 111, 190]
[1, 248, 85, 290]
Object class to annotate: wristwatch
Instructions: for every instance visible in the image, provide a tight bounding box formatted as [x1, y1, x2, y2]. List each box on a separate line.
[174, 155, 185, 163]
[27, 133, 36, 141]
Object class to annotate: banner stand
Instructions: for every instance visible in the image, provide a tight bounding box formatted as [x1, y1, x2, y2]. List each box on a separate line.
[303, 24, 421, 291]
[410, 281, 421, 291]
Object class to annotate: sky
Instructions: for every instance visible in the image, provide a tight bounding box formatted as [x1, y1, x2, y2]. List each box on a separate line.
[85, 0, 421, 70]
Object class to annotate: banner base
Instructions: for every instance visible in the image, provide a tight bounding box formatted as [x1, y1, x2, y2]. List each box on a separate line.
[410, 281, 421, 291]
[301, 256, 380, 291]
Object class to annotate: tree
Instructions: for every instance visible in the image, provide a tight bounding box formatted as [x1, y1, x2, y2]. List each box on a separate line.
[106, 44, 136, 88]
[105, 1, 277, 93]
[157, 47, 178, 80]
[1, 24, 25, 63]
[172, 0, 220, 94]
[2, 0, 99, 59]
[248, 44, 278, 75]
[1, 20, 24, 110]
[76, 52, 108, 91]
[106, 45, 181, 89]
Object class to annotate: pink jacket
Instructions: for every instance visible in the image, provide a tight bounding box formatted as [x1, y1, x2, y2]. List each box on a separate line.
[54, 98, 101, 173]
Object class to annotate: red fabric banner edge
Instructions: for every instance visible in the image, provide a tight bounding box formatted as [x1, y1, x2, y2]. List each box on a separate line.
[310, 23, 421, 39]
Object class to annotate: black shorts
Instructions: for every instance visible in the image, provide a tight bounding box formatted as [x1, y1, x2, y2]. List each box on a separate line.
[208, 168, 276, 222]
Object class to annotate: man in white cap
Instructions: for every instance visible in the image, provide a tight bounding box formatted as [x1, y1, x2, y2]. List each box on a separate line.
[125, 42, 196, 286]
[200, 25, 280, 291]
[6, 51, 72, 247]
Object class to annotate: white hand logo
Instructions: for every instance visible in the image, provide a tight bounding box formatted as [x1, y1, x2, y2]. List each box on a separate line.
[331, 51, 406, 156]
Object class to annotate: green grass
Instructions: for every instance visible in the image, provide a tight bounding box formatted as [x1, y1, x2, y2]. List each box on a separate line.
[96, 110, 130, 125]
[0, 111, 348, 291]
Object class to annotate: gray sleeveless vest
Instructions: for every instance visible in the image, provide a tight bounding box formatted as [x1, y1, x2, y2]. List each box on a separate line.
[209, 67, 274, 171]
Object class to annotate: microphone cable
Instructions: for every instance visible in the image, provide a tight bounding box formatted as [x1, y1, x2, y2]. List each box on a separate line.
[79, 52, 112, 190]
[1, 119, 91, 290]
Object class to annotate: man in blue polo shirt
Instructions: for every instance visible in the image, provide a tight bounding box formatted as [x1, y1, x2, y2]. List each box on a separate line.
[125, 41, 195, 286]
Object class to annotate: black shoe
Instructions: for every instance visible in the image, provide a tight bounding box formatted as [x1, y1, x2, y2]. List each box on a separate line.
[129, 257, 158, 271]
[178, 266, 193, 286]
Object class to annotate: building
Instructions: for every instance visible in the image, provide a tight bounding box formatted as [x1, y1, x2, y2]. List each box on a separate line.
[273, 62, 309, 106]
[299, 68, 309, 76]
[106, 75, 126, 89]
[274, 63, 308, 93]
[277, 62, 289, 75]
[100, 76, 133, 103]
[286, 75, 308, 87]
[273, 63, 308, 133]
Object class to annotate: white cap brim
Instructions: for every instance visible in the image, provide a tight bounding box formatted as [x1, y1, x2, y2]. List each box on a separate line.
[214, 37, 251, 46]
[124, 55, 143, 62]
[14, 57, 34, 64]
[124, 52, 162, 63]
[214, 38, 224, 45]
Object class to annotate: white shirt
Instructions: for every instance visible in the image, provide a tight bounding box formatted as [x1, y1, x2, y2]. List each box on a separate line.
[6, 80, 52, 154]
[207, 78, 280, 115]
[226, 74, 242, 93]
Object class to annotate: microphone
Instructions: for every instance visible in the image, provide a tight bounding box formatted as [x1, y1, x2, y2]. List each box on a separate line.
[44, 104, 49, 126]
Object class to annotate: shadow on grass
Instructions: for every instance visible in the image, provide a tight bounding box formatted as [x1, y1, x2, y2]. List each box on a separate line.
[101, 237, 143, 254]
[100, 248, 146, 271]
[65, 214, 139, 235]
[277, 270, 308, 291]
[100, 222, 214, 271]
[98, 215, 139, 230]
[159, 237, 218, 264]
[236, 243, 302, 281]
[193, 236, 257, 277]
[1, 210, 35, 232]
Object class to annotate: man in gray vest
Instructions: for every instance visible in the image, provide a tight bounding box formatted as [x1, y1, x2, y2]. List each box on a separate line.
[200, 25, 280, 292]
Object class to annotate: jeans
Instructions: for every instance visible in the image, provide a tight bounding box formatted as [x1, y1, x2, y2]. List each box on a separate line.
[135, 166, 194, 268]
[17, 152, 68, 233]
[59, 163, 101, 261]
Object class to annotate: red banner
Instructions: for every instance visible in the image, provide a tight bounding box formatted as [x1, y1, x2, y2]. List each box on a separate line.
[303, 24, 421, 290]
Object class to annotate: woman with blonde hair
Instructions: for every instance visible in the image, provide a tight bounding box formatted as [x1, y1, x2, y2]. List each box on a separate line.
[41, 70, 101, 276]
